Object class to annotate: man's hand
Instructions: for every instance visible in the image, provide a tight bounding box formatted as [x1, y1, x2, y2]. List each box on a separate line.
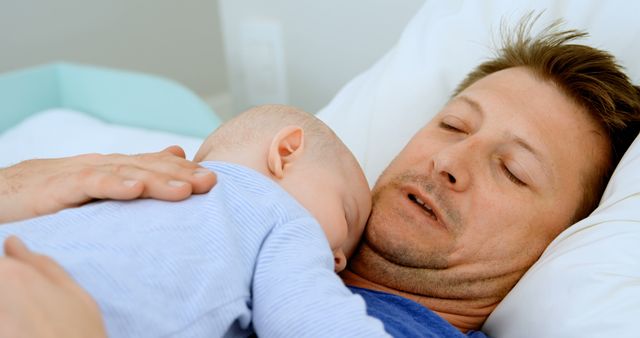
[0, 236, 107, 338]
[0, 146, 217, 223]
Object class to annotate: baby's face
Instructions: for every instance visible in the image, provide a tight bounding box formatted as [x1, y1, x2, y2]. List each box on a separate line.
[288, 155, 371, 272]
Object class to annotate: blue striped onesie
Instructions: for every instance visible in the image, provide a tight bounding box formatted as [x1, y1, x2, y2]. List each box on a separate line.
[0, 161, 388, 337]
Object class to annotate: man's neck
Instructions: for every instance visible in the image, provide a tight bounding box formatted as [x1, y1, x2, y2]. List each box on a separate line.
[340, 268, 497, 332]
[339, 239, 526, 333]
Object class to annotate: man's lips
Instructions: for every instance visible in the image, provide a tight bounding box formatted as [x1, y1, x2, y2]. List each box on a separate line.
[403, 186, 448, 231]
[408, 193, 437, 219]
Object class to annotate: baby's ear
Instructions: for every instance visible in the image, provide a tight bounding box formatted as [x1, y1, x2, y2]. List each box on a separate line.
[267, 126, 305, 178]
[333, 249, 347, 273]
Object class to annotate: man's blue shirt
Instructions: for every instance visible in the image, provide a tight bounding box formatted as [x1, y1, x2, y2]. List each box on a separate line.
[350, 286, 489, 337]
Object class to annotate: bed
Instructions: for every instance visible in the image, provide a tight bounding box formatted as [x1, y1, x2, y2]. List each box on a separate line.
[0, 62, 220, 167]
[2, 1, 639, 337]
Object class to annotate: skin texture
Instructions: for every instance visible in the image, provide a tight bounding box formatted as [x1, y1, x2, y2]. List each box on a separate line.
[0, 145, 217, 337]
[0, 110, 369, 337]
[199, 123, 372, 272]
[0, 70, 611, 334]
[0, 236, 107, 338]
[340, 67, 609, 331]
[268, 128, 372, 271]
[0, 146, 217, 223]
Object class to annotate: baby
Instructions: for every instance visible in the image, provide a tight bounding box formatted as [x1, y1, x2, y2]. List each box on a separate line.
[0, 105, 389, 337]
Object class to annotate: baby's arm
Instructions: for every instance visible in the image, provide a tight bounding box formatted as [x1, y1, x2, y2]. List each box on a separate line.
[251, 217, 390, 337]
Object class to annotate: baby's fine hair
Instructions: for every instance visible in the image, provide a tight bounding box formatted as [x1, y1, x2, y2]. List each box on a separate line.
[206, 104, 350, 163]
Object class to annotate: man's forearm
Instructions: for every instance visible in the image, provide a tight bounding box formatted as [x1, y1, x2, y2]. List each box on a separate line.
[0, 163, 29, 223]
[0, 165, 9, 199]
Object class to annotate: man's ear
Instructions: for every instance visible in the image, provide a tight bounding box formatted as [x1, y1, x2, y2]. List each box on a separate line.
[267, 126, 305, 179]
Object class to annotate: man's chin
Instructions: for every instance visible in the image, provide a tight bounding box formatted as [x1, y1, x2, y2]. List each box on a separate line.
[358, 233, 451, 272]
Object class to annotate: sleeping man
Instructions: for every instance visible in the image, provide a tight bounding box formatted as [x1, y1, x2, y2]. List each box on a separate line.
[1, 17, 639, 337]
[0, 105, 398, 337]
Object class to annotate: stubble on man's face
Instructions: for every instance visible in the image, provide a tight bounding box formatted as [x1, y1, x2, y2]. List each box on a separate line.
[347, 68, 609, 303]
[367, 171, 463, 268]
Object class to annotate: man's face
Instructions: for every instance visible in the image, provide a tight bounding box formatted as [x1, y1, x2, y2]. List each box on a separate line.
[349, 67, 609, 300]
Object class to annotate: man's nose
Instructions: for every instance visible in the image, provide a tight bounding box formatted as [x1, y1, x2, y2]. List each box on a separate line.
[431, 144, 473, 192]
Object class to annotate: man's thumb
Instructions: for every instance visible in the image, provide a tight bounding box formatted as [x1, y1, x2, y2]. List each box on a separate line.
[4, 236, 74, 286]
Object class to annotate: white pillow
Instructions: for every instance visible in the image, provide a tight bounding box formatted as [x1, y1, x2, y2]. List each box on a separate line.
[318, 0, 640, 186]
[486, 136, 640, 337]
[0, 108, 204, 168]
[317, 1, 640, 337]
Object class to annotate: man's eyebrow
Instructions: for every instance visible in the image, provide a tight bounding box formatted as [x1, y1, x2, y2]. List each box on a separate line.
[512, 135, 541, 160]
[509, 134, 553, 183]
[457, 95, 542, 158]
[455, 95, 485, 118]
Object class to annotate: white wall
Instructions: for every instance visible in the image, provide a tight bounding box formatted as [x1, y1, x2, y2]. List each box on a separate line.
[219, 0, 426, 114]
[0, 0, 228, 99]
[1, 1, 426, 120]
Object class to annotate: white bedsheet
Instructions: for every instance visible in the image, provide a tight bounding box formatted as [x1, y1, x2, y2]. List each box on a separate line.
[0, 108, 205, 168]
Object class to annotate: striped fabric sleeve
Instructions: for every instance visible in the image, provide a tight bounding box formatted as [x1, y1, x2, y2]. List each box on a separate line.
[251, 217, 390, 337]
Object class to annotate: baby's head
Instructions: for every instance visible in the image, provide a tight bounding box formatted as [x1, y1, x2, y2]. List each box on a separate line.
[194, 104, 371, 272]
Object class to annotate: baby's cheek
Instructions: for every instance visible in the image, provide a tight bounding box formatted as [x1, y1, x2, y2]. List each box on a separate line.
[319, 221, 343, 250]
[330, 220, 349, 250]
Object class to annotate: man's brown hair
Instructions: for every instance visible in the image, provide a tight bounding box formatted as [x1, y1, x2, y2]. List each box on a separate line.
[454, 13, 640, 223]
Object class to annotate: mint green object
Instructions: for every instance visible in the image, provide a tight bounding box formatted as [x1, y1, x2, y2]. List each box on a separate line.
[0, 63, 222, 137]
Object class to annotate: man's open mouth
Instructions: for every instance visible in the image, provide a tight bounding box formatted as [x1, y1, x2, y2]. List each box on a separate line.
[408, 193, 438, 221]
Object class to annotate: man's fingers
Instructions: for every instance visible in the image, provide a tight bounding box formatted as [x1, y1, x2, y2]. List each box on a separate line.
[84, 167, 188, 200]
[191, 169, 217, 194]
[0, 146, 218, 222]
[107, 147, 216, 195]
[57, 165, 215, 207]
[62, 169, 145, 203]
[161, 145, 187, 159]
[62, 153, 216, 203]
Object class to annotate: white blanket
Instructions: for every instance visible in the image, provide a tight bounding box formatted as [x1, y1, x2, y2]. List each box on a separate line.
[0, 108, 204, 167]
